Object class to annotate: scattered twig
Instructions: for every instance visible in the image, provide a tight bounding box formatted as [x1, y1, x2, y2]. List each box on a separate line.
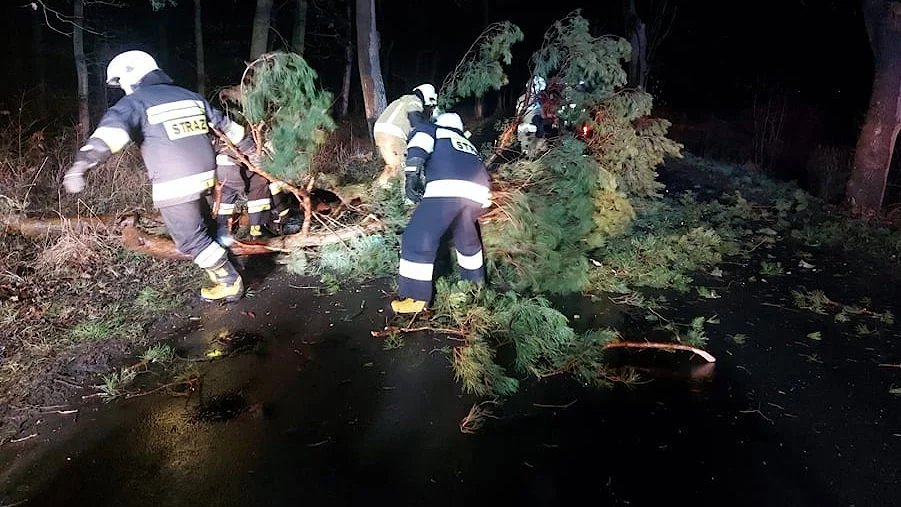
[532, 400, 577, 409]
[53, 378, 83, 389]
[459, 400, 500, 434]
[601, 340, 716, 363]
[9, 433, 38, 443]
[371, 326, 467, 338]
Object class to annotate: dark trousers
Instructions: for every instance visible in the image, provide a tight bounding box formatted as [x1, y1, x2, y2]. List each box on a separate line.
[159, 199, 226, 269]
[398, 197, 485, 302]
[216, 163, 272, 227]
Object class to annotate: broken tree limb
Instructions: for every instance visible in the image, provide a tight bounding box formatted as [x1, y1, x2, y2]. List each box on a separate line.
[2, 212, 384, 259]
[1, 213, 109, 236]
[601, 341, 716, 363]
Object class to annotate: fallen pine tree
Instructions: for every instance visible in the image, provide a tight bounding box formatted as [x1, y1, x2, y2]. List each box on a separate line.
[1, 211, 384, 259]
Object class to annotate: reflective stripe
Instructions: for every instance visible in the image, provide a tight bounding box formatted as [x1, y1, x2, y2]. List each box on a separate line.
[398, 259, 434, 281]
[146, 100, 206, 125]
[408, 132, 434, 153]
[223, 121, 246, 144]
[269, 181, 283, 194]
[90, 127, 131, 153]
[193, 241, 226, 269]
[422, 179, 491, 207]
[216, 154, 236, 166]
[152, 170, 215, 203]
[404, 166, 420, 172]
[246, 198, 271, 213]
[218, 203, 236, 215]
[437, 128, 479, 156]
[456, 249, 483, 270]
[373, 122, 407, 140]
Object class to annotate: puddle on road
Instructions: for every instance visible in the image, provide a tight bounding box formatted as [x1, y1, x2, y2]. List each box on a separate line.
[190, 392, 248, 423]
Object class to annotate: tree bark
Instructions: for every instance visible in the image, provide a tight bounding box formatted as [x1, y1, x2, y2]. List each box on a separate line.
[340, 37, 353, 118]
[624, 0, 649, 90]
[0, 213, 383, 259]
[292, 0, 308, 54]
[32, 11, 46, 117]
[73, 0, 90, 141]
[157, 8, 170, 69]
[250, 0, 274, 60]
[846, 0, 901, 215]
[355, 0, 387, 139]
[194, 0, 206, 96]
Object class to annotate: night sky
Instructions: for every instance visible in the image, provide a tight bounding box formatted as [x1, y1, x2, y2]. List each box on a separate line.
[1, 0, 874, 148]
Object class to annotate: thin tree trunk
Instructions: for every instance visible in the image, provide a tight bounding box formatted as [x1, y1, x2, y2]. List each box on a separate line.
[624, 0, 648, 90]
[157, 8, 170, 69]
[250, 0, 274, 60]
[32, 11, 46, 116]
[355, 0, 387, 141]
[340, 38, 353, 118]
[194, 0, 206, 96]
[74, 0, 90, 140]
[846, 0, 901, 215]
[292, 0, 308, 54]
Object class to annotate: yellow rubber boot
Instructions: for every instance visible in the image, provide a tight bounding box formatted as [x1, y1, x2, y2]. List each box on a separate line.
[390, 298, 426, 314]
[201, 260, 244, 303]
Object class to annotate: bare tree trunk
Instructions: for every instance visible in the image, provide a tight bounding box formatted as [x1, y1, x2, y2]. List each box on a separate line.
[846, 0, 901, 215]
[292, 0, 308, 54]
[250, 0, 274, 60]
[194, 0, 206, 96]
[74, 0, 90, 140]
[157, 8, 170, 69]
[624, 0, 648, 90]
[340, 39, 353, 118]
[32, 11, 46, 116]
[355, 0, 387, 140]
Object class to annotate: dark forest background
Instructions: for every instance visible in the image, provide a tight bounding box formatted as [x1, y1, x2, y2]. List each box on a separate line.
[0, 0, 884, 202]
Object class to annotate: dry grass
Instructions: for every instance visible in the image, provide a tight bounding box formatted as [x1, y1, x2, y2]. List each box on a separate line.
[0, 116, 193, 441]
[311, 120, 380, 187]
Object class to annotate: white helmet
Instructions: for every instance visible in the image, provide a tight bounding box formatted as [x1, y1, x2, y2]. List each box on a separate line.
[528, 76, 546, 96]
[106, 50, 159, 95]
[435, 112, 464, 132]
[413, 83, 438, 107]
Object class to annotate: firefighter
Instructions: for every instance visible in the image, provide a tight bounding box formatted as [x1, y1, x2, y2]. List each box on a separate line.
[213, 146, 279, 245]
[267, 180, 302, 235]
[373, 83, 437, 188]
[391, 112, 492, 314]
[62, 50, 256, 303]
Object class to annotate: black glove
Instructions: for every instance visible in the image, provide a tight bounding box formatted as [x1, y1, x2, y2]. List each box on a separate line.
[404, 166, 424, 204]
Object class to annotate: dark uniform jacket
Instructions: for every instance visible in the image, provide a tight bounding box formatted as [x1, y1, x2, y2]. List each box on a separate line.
[405, 123, 491, 207]
[79, 70, 250, 207]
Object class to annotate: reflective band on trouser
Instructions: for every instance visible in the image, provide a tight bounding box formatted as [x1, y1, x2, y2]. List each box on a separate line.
[398, 259, 433, 281]
[193, 240, 226, 269]
[456, 249, 483, 270]
[246, 198, 271, 214]
[373, 122, 407, 140]
[218, 203, 236, 216]
[90, 126, 131, 153]
[397, 258, 434, 303]
[152, 170, 216, 205]
[422, 180, 491, 207]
